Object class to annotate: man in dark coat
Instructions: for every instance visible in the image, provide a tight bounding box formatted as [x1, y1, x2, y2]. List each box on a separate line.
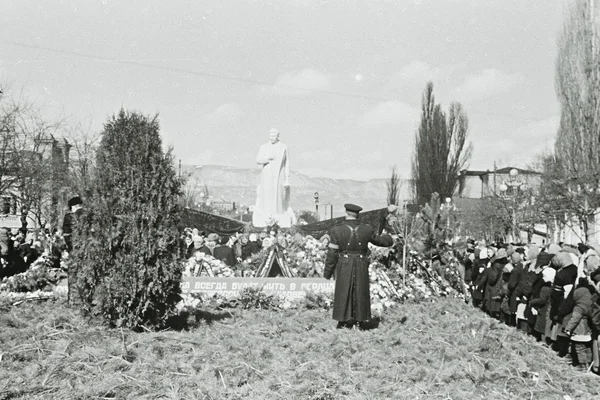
[486, 248, 508, 319]
[213, 236, 237, 267]
[324, 203, 393, 329]
[62, 196, 84, 252]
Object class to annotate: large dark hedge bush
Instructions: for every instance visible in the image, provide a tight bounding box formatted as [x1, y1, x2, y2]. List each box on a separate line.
[70, 109, 183, 330]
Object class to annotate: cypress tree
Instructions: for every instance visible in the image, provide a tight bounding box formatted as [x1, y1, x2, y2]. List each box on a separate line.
[70, 109, 183, 330]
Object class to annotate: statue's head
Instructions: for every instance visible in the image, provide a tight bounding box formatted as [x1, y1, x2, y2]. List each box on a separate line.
[269, 128, 280, 144]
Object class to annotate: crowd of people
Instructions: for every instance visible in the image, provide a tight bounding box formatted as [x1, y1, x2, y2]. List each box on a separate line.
[6, 199, 600, 375]
[460, 239, 600, 373]
[0, 226, 65, 279]
[179, 227, 320, 267]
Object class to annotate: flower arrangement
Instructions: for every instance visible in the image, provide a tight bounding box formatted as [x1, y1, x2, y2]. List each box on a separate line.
[0, 253, 67, 293]
[284, 235, 326, 277]
[183, 254, 235, 277]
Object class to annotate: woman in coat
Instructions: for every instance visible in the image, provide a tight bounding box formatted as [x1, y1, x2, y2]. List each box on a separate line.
[486, 249, 508, 319]
[471, 249, 489, 309]
[563, 277, 596, 371]
[551, 252, 579, 358]
[530, 267, 555, 343]
[507, 251, 525, 326]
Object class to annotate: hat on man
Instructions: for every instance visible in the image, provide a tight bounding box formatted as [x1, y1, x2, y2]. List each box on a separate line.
[344, 203, 363, 214]
[68, 196, 83, 208]
[207, 233, 219, 242]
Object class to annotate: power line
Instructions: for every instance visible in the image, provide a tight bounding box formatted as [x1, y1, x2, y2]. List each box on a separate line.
[0, 38, 553, 122]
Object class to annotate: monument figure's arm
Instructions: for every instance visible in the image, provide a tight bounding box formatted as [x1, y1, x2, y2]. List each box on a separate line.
[256, 144, 272, 165]
[324, 229, 340, 280]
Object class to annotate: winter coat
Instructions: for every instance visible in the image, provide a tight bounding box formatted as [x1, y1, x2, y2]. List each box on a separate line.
[525, 271, 544, 324]
[500, 278, 512, 315]
[513, 261, 534, 301]
[464, 256, 474, 283]
[476, 266, 491, 307]
[563, 283, 594, 342]
[324, 219, 393, 322]
[530, 284, 552, 334]
[246, 241, 262, 256]
[551, 264, 578, 321]
[485, 258, 507, 313]
[213, 245, 236, 267]
[507, 262, 524, 313]
[472, 258, 489, 301]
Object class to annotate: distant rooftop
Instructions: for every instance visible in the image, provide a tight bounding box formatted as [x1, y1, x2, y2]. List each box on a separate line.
[460, 166, 541, 176]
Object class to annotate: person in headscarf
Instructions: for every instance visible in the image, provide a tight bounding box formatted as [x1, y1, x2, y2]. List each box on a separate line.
[524, 250, 554, 337]
[514, 244, 545, 333]
[530, 267, 556, 343]
[550, 251, 579, 358]
[578, 243, 600, 280]
[507, 251, 525, 327]
[547, 243, 562, 256]
[246, 233, 262, 256]
[562, 272, 596, 371]
[477, 247, 496, 314]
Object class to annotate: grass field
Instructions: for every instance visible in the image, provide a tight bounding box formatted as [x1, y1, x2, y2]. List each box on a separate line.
[1, 297, 599, 400]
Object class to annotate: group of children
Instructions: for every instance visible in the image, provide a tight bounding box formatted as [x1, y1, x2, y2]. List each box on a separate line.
[466, 241, 600, 372]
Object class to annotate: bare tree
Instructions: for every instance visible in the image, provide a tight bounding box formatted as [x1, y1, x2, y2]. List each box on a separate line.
[64, 120, 101, 200]
[551, 0, 600, 241]
[0, 94, 66, 229]
[179, 172, 201, 209]
[412, 82, 472, 206]
[386, 165, 401, 206]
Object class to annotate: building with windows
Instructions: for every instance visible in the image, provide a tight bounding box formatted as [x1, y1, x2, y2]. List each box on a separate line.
[456, 167, 542, 199]
[454, 166, 545, 244]
[0, 134, 71, 230]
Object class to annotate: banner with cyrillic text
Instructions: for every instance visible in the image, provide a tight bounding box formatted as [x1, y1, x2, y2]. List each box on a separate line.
[181, 277, 334, 299]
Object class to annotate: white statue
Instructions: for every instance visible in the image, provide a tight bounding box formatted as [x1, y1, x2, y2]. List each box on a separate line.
[252, 129, 295, 228]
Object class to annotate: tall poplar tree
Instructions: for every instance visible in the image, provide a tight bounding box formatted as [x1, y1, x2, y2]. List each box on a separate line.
[549, 0, 600, 241]
[411, 82, 472, 206]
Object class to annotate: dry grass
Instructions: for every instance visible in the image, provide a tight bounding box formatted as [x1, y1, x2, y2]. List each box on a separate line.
[0, 297, 599, 400]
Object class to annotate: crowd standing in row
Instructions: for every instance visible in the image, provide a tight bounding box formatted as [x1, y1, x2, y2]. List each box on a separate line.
[179, 227, 331, 267]
[462, 239, 600, 373]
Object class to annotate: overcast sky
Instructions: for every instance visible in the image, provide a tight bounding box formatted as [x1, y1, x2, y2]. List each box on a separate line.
[1, 0, 566, 180]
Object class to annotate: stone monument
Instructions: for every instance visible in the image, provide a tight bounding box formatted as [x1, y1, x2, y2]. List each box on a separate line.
[252, 128, 295, 228]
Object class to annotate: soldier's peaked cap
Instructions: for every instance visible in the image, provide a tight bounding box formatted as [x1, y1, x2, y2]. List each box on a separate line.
[344, 203, 363, 213]
[68, 196, 83, 208]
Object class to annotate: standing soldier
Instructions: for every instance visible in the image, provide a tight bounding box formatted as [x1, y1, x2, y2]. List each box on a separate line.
[324, 203, 393, 329]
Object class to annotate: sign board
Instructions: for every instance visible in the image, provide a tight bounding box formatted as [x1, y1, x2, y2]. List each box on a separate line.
[182, 277, 334, 300]
[54, 277, 335, 300]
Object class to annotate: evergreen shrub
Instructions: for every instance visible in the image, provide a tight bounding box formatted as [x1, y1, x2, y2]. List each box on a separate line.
[70, 109, 183, 330]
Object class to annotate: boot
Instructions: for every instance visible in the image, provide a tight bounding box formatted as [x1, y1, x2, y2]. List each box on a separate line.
[336, 321, 354, 329]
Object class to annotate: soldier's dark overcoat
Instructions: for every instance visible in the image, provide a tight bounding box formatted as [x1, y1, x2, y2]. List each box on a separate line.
[324, 219, 392, 322]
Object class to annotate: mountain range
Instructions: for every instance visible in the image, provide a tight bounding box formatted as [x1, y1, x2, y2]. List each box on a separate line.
[181, 165, 412, 218]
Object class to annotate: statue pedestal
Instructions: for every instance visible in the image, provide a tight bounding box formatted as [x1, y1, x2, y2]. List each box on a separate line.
[252, 208, 295, 229]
